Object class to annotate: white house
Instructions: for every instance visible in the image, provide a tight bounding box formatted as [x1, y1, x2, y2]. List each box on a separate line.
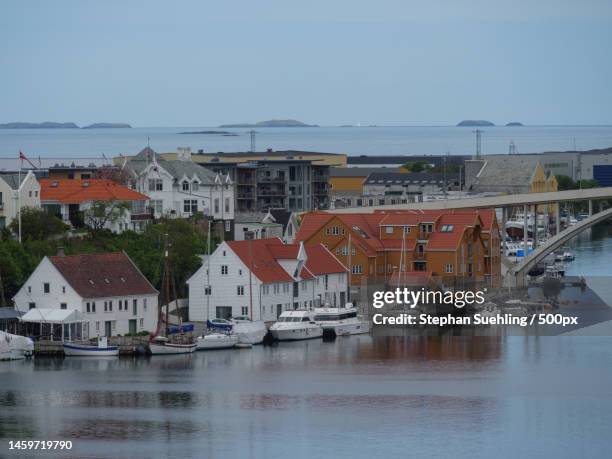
[40, 178, 152, 233]
[124, 147, 235, 234]
[13, 252, 159, 337]
[187, 238, 348, 323]
[0, 171, 41, 230]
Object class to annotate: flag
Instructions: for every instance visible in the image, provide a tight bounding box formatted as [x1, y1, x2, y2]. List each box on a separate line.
[19, 150, 26, 160]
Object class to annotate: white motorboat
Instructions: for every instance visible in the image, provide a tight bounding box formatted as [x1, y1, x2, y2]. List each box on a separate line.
[149, 336, 197, 355]
[270, 310, 323, 341]
[196, 332, 239, 350]
[313, 303, 371, 336]
[231, 316, 268, 345]
[63, 337, 119, 357]
[0, 330, 34, 360]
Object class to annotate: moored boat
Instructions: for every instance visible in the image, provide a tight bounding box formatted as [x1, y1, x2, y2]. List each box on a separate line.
[0, 330, 34, 360]
[313, 303, 371, 336]
[231, 316, 268, 344]
[196, 332, 239, 350]
[149, 336, 197, 355]
[270, 310, 323, 341]
[63, 337, 119, 357]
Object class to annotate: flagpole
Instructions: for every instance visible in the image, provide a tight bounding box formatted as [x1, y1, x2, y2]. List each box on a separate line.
[18, 152, 22, 244]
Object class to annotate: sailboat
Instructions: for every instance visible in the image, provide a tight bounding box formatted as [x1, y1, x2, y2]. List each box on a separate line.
[149, 235, 197, 355]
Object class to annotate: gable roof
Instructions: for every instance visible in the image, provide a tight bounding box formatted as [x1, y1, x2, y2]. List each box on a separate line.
[40, 179, 149, 204]
[364, 171, 459, 185]
[268, 208, 292, 230]
[226, 239, 346, 284]
[472, 156, 541, 190]
[0, 172, 30, 190]
[48, 252, 158, 298]
[127, 147, 217, 183]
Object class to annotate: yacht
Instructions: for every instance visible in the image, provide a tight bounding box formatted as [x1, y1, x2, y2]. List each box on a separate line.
[149, 336, 197, 355]
[231, 316, 268, 345]
[269, 310, 323, 341]
[63, 336, 119, 357]
[313, 303, 371, 336]
[0, 330, 34, 360]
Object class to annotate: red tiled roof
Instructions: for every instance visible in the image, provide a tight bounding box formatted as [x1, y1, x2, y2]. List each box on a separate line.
[226, 238, 346, 284]
[48, 252, 158, 298]
[40, 179, 149, 204]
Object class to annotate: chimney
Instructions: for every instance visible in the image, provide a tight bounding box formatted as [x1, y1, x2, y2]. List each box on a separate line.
[177, 147, 192, 162]
[57, 247, 65, 257]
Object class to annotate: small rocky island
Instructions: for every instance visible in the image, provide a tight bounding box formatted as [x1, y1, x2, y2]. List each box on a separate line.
[82, 123, 132, 129]
[0, 121, 79, 129]
[506, 122, 524, 127]
[457, 120, 495, 127]
[219, 119, 318, 128]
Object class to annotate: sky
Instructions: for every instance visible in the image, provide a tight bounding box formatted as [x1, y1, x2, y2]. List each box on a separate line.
[1, 0, 611, 127]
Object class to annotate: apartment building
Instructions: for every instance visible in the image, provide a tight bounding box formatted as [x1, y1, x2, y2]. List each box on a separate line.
[0, 171, 41, 229]
[295, 209, 501, 289]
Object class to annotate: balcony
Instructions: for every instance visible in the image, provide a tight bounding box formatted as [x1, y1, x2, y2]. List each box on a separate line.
[257, 190, 287, 197]
[131, 210, 154, 221]
[237, 193, 255, 200]
[257, 176, 286, 183]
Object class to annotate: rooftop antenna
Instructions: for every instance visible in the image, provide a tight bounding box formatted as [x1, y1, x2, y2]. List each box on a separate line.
[473, 129, 483, 159]
[249, 130, 256, 152]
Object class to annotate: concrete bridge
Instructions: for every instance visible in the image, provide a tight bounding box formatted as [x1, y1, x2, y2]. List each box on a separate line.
[505, 207, 612, 287]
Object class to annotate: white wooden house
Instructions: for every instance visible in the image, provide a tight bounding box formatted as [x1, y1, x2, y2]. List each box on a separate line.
[13, 252, 159, 337]
[187, 238, 348, 323]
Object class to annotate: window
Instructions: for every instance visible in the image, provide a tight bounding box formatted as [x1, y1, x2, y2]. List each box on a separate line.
[351, 265, 363, 274]
[133, 299, 138, 315]
[182, 181, 190, 191]
[225, 220, 231, 232]
[273, 284, 280, 294]
[27, 286, 31, 293]
[60, 303, 67, 310]
[404, 226, 411, 234]
[225, 197, 230, 213]
[385, 226, 393, 234]
[62, 286, 66, 294]
[96, 321, 100, 332]
[139, 318, 144, 328]
[342, 246, 348, 256]
[441, 224, 454, 233]
[148, 179, 163, 191]
[151, 200, 163, 215]
[221, 265, 228, 275]
[205, 286, 212, 295]
[335, 247, 340, 255]
[237, 286, 245, 296]
[183, 199, 198, 213]
[86, 302, 91, 313]
[445, 264, 454, 273]
[214, 198, 220, 213]
[143, 299, 147, 311]
[28, 302, 35, 310]
[91, 302, 96, 313]
[192, 182, 199, 191]
[241, 307, 248, 316]
[109, 301, 113, 312]
[301, 281, 307, 291]
[263, 285, 270, 295]
[112, 321, 116, 331]
[43, 283, 50, 293]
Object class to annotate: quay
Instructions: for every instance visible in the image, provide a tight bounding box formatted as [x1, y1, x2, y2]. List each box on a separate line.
[34, 336, 151, 356]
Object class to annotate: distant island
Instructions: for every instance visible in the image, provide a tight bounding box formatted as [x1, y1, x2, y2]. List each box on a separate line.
[457, 120, 495, 127]
[0, 121, 131, 129]
[178, 130, 238, 136]
[0, 121, 79, 129]
[219, 119, 318, 128]
[82, 123, 131, 129]
[506, 122, 524, 127]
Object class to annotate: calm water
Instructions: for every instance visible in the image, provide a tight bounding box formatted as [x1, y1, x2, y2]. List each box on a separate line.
[1, 125, 612, 162]
[2, 335, 612, 459]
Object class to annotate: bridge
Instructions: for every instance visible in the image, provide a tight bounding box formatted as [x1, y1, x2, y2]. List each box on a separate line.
[505, 207, 612, 287]
[330, 187, 612, 212]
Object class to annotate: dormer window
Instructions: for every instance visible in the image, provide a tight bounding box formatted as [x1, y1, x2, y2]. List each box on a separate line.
[182, 181, 189, 191]
[192, 182, 199, 191]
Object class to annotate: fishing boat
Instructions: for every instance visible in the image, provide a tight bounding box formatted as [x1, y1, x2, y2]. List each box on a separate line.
[270, 310, 323, 341]
[313, 303, 371, 336]
[0, 330, 34, 360]
[231, 316, 268, 344]
[63, 336, 119, 357]
[196, 332, 239, 350]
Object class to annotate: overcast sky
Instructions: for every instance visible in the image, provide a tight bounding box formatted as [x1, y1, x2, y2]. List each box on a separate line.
[1, 0, 611, 127]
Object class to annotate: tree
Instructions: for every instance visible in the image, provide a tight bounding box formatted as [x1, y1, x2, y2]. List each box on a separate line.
[402, 161, 432, 173]
[8, 207, 69, 241]
[84, 201, 130, 232]
[555, 175, 576, 191]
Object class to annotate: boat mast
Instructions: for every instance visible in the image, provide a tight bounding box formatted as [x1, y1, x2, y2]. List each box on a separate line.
[163, 234, 171, 336]
[347, 233, 352, 304]
[206, 217, 211, 322]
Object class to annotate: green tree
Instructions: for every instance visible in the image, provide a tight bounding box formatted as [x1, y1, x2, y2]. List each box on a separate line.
[555, 175, 576, 191]
[83, 201, 130, 233]
[8, 207, 69, 241]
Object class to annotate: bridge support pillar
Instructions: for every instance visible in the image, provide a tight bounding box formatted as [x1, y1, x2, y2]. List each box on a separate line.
[501, 207, 507, 254]
[533, 205, 538, 248]
[589, 200, 593, 216]
[523, 204, 528, 255]
[555, 202, 560, 236]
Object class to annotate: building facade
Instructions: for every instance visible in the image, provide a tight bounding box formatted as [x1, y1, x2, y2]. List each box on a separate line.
[13, 252, 159, 337]
[0, 171, 41, 229]
[187, 238, 348, 323]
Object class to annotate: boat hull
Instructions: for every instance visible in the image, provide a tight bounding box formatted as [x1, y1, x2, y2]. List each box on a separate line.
[232, 321, 268, 345]
[196, 334, 239, 350]
[63, 343, 119, 357]
[149, 342, 197, 355]
[270, 326, 323, 341]
[319, 320, 371, 336]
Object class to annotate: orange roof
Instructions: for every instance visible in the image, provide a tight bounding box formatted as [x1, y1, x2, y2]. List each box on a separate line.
[226, 238, 346, 284]
[40, 179, 149, 204]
